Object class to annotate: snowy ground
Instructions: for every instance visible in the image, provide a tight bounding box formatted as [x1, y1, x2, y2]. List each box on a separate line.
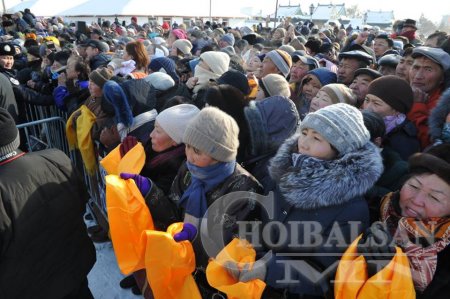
[86, 218, 141, 298]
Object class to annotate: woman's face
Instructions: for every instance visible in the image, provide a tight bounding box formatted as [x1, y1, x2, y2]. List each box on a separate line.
[362, 94, 397, 117]
[302, 75, 322, 101]
[399, 174, 450, 219]
[65, 60, 79, 80]
[246, 56, 262, 72]
[149, 122, 177, 152]
[88, 80, 102, 98]
[297, 128, 337, 160]
[185, 144, 217, 167]
[309, 90, 333, 112]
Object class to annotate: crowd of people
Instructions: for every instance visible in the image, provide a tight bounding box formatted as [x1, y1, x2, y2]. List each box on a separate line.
[1, 8, 450, 299]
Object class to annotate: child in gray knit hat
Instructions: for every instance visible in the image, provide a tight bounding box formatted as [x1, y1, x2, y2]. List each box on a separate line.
[226, 103, 384, 295]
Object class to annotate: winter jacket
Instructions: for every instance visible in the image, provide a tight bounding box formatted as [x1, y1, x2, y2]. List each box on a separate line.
[0, 149, 96, 299]
[418, 245, 450, 299]
[0, 72, 18, 122]
[429, 87, 450, 143]
[407, 87, 443, 149]
[141, 143, 186, 195]
[261, 134, 383, 297]
[383, 119, 421, 160]
[53, 80, 89, 111]
[145, 162, 263, 268]
[365, 147, 408, 224]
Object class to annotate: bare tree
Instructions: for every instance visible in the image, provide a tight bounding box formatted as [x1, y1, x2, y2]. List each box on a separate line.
[346, 4, 362, 18]
[419, 14, 438, 37]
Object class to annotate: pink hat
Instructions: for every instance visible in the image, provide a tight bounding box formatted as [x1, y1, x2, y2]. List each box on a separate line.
[171, 29, 188, 40]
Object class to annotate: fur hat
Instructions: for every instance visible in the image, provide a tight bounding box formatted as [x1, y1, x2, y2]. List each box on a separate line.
[183, 106, 239, 162]
[144, 72, 175, 91]
[172, 39, 193, 55]
[156, 104, 200, 144]
[0, 43, 15, 56]
[199, 51, 230, 75]
[408, 143, 450, 184]
[261, 74, 291, 98]
[367, 75, 413, 114]
[244, 96, 299, 155]
[265, 49, 292, 77]
[300, 103, 370, 155]
[320, 84, 357, 106]
[0, 108, 20, 157]
[89, 67, 113, 88]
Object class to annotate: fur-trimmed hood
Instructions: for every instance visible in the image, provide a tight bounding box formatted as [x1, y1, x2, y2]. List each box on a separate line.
[429, 87, 450, 141]
[268, 133, 383, 210]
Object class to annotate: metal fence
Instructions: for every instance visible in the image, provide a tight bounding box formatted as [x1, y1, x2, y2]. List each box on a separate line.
[17, 103, 109, 231]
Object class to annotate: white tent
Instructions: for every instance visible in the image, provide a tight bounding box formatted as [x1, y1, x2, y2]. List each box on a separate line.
[59, 0, 249, 18]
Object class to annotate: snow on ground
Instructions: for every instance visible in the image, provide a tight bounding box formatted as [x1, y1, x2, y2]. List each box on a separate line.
[85, 218, 141, 298]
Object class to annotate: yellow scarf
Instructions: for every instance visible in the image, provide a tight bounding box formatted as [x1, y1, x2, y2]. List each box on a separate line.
[206, 238, 266, 299]
[334, 234, 415, 299]
[66, 105, 97, 175]
[100, 142, 145, 175]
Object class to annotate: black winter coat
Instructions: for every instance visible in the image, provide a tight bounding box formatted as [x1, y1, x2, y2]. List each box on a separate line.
[0, 149, 96, 299]
[383, 119, 421, 160]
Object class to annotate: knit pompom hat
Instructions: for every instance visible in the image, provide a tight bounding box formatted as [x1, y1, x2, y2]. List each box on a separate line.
[156, 104, 200, 144]
[265, 49, 292, 77]
[261, 74, 291, 98]
[89, 67, 113, 88]
[300, 103, 370, 155]
[183, 107, 239, 162]
[367, 75, 413, 114]
[200, 51, 230, 76]
[320, 84, 357, 106]
[172, 39, 193, 55]
[103, 80, 134, 127]
[0, 108, 20, 157]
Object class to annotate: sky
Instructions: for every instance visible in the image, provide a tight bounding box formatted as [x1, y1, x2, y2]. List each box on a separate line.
[3, 0, 448, 24]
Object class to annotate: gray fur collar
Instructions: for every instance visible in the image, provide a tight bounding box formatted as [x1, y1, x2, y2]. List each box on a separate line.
[268, 133, 383, 210]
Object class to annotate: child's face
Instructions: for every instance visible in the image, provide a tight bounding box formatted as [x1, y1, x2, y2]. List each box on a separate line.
[185, 144, 218, 167]
[297, 128, 337, 160]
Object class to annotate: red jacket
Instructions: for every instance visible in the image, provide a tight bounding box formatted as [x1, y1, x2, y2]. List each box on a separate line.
[407, 88, 443, 149]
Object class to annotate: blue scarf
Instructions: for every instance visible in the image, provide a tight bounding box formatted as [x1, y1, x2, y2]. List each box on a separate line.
[179, 161, 235, 219]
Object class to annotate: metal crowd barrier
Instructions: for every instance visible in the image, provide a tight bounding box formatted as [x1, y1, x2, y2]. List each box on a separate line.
[18, 103, 109, 232]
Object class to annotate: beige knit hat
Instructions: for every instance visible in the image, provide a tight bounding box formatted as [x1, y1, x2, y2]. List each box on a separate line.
[89, 67, 113, 88]
[183, 107, 239, 162]
[172, 39, 193, 55]
[261, 73, 291, 98]
[320, 84, 357, 106]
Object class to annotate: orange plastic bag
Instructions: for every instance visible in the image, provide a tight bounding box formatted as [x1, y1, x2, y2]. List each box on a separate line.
[143, 223, 201, 299]
[106, 175, 154, 274]
[334, 234, 416, 299]
[206, 238, 266, 299]
[100, 142, 145, 175]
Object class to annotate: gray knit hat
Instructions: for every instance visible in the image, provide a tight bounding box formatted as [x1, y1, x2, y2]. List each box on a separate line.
[265, 49, 292, 77]
[0, 108, 20, 157]
[261, 74, 291, 98]
[300, 103, 370, 155]
[183, 107, 239, 162]
[172, 39, 193, 55]
[156, 104, 200, 144]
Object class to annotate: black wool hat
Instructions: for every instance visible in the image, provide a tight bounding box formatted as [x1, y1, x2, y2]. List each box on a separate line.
[217, 69, 250, 95]
[367, 75, 413, 114]
[0, 108, 20, 157]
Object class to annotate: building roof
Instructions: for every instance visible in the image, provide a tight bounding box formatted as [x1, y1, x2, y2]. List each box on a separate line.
[311, 3, 346, 21]
[366, 10, 394, 25]
[271, 5, 303, 18]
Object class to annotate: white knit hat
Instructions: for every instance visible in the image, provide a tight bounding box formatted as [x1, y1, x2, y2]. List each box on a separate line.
[300, 103, 370, 155]
[199, 51, 230, 76]
[261, 74, 291, 98]
[156, 104, 200, 144]
[143, 72, 175, 91]
[183, 107, 239, 162]
[172, 39, 193, 55]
